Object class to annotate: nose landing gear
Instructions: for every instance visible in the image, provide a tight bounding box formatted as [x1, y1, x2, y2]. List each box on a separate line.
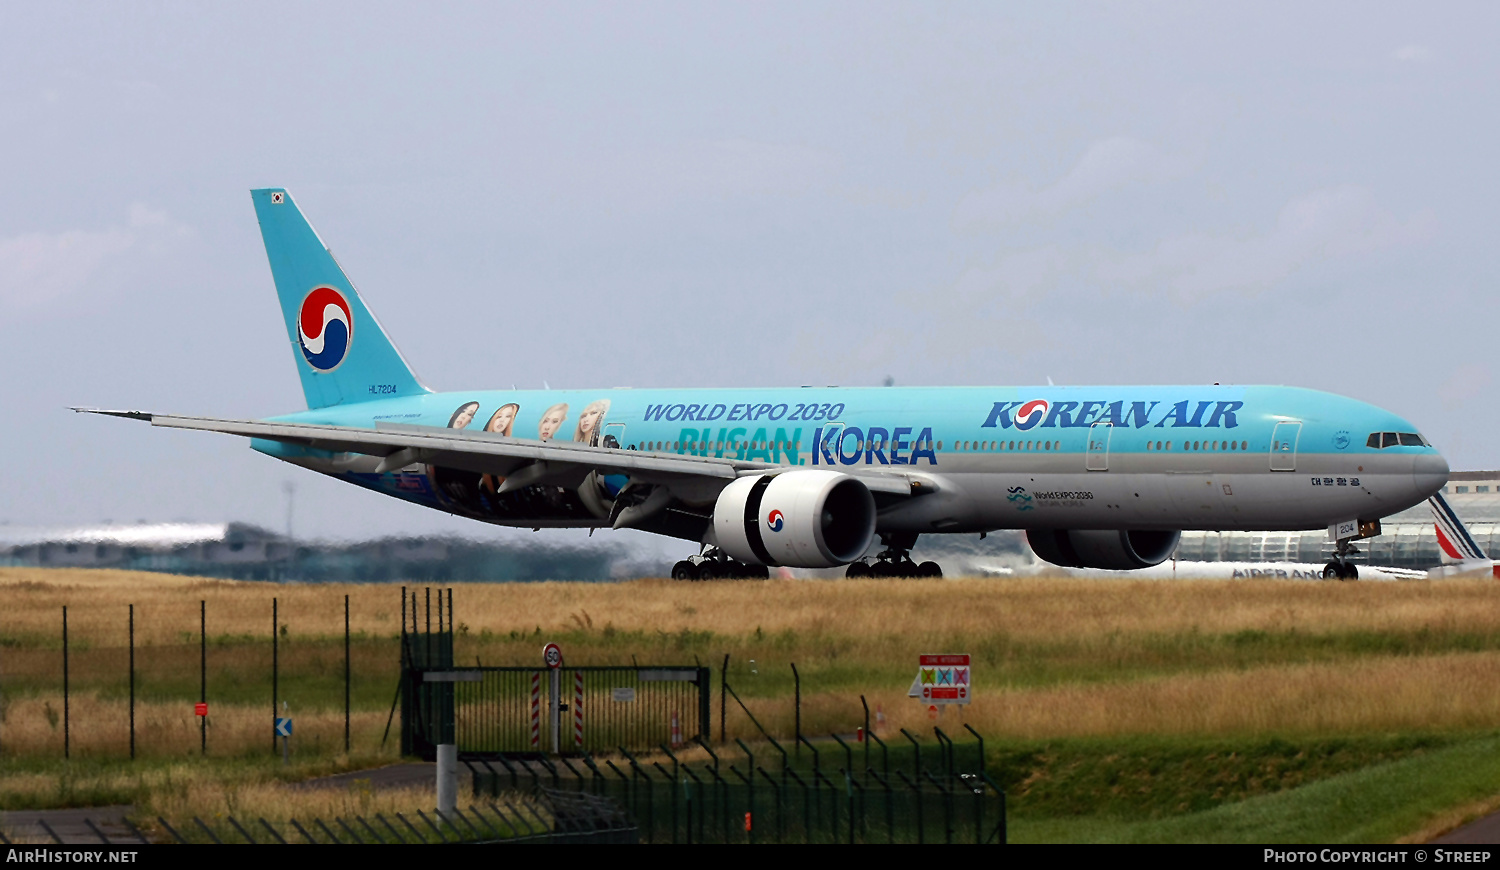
[1322, 538, 1360, 580]
[844, 532, 942, 579]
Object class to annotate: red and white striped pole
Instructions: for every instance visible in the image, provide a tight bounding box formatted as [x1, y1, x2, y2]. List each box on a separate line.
[529, 671, 541, 749]
[670, 709, 682, 747]
[573, 672, 584, 750]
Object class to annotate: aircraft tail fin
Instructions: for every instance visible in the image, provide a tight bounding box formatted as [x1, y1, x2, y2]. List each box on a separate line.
[251, 188, 428, 409]
[1429, 492, 1488, 564]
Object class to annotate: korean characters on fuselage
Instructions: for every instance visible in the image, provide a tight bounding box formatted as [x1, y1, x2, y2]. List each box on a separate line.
[425, 398, 613, 521]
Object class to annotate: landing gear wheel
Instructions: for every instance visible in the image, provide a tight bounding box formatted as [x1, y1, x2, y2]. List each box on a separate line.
[1344, 564, 1358, 581]
[672, 560, 699, 581]
[918, 561, 942, 578]
[1323, 561, 1341, 580]
[846, 561, 871, 579]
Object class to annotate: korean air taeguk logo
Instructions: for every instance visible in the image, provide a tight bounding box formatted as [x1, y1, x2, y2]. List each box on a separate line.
[298, 286, 353, 371]
[1013, 399, 1049, 431]
[766, 509, 784, 532]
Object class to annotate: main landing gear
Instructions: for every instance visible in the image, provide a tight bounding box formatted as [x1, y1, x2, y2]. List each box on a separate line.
[670, 548, 770, 581]
[1322, 538, 1360, 581]
[845, 532, 942, 579]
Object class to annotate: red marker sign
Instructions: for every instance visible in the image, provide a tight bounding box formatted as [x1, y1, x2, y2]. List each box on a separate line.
[194, 702, 208, 717]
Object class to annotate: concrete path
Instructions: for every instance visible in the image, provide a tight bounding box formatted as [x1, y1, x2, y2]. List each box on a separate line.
[293, 762, 436, 791]
[1432, 811, 1500, 844]
[1, 805, 142, 845]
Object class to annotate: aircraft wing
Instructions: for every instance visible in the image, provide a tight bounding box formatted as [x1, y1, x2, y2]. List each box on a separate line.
[73, 410, 924, 498]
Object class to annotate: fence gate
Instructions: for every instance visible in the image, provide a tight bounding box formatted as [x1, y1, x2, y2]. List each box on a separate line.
[404, 665, 710, 760]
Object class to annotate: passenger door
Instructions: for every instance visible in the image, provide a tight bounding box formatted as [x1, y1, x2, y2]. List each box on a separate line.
[1269, 421, 1301, 472]
[602, 422, 627, 450]
[1086, 422, 1112, 471]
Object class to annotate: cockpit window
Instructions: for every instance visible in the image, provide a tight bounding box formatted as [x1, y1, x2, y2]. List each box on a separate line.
[1369, 431, 1430, 448]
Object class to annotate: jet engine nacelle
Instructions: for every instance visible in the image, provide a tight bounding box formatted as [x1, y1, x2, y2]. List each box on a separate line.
[713, 470, 877, 568]
[1027, 529, 1182, 570]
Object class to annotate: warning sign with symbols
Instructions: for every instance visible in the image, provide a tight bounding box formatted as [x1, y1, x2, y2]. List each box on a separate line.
[908, 654, 971, 705]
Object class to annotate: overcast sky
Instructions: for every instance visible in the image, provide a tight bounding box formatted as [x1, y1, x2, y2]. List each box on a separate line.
[2, 3, 1495, 547]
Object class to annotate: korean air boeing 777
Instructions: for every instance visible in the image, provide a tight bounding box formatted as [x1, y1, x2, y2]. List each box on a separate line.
[77, 189, 1450, 580]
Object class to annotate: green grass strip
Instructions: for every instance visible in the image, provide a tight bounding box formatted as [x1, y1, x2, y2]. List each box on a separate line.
[1011, 733, 1500, 844]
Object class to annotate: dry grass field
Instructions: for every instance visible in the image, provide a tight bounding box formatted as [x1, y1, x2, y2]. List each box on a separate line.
[5, 566, 1500, 752]
[4, 566, 1500, 841]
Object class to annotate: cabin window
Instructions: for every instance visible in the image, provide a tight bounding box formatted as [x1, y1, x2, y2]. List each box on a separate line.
[1456, 486, 1470, 493]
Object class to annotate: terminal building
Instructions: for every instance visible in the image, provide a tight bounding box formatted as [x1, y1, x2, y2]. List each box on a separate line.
[0, 522, 627, 582]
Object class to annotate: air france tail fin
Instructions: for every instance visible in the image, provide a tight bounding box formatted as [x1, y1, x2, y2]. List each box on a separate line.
[1429, 493, 1486, 563]
[251, 188, 428, 409]
[1426, 492, 1497, 579]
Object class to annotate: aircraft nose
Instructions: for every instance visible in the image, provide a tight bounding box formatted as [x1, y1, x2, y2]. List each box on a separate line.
[1412, 452, 1449, 499]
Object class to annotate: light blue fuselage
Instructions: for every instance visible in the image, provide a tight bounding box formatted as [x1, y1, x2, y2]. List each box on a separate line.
[253, 383, 1448, 539]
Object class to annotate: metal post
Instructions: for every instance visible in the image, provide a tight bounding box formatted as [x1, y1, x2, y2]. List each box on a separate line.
[861, 695, 870, 778]
[436, 743, 457, 814]
[344, 594, 350, 754]
[549, 667, 561, 755]
[791, 662, 800, 756]
[425, 587, 431, 645]
[272, 597, 278, 757]
[200, 600, 206, 756]
[720, 654, 728, 743]
[62, 606, 68, 760]
[964, 724, 985, 780]
[901, 728, 921, 780]
[129, 604, 135, 760]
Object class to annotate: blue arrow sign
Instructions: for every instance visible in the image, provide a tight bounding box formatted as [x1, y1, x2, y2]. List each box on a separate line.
[275, 717, 293, 737]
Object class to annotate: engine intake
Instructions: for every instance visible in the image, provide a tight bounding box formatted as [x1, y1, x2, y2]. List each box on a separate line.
[713, 470, 876, 568]
[1027, 529, 1181, 570]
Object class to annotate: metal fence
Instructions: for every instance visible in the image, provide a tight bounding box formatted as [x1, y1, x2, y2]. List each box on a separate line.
[0, 790, 638, 845]
[405, 665, 710, 759]
[468, 731, 1006, 845]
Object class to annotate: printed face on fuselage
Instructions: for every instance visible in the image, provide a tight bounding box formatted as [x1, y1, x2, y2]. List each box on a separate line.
[448, 402, 480, 429]
[485, 403, 519, 436]
[575, 399, 610, 443]
[539, 403, 569, 440]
